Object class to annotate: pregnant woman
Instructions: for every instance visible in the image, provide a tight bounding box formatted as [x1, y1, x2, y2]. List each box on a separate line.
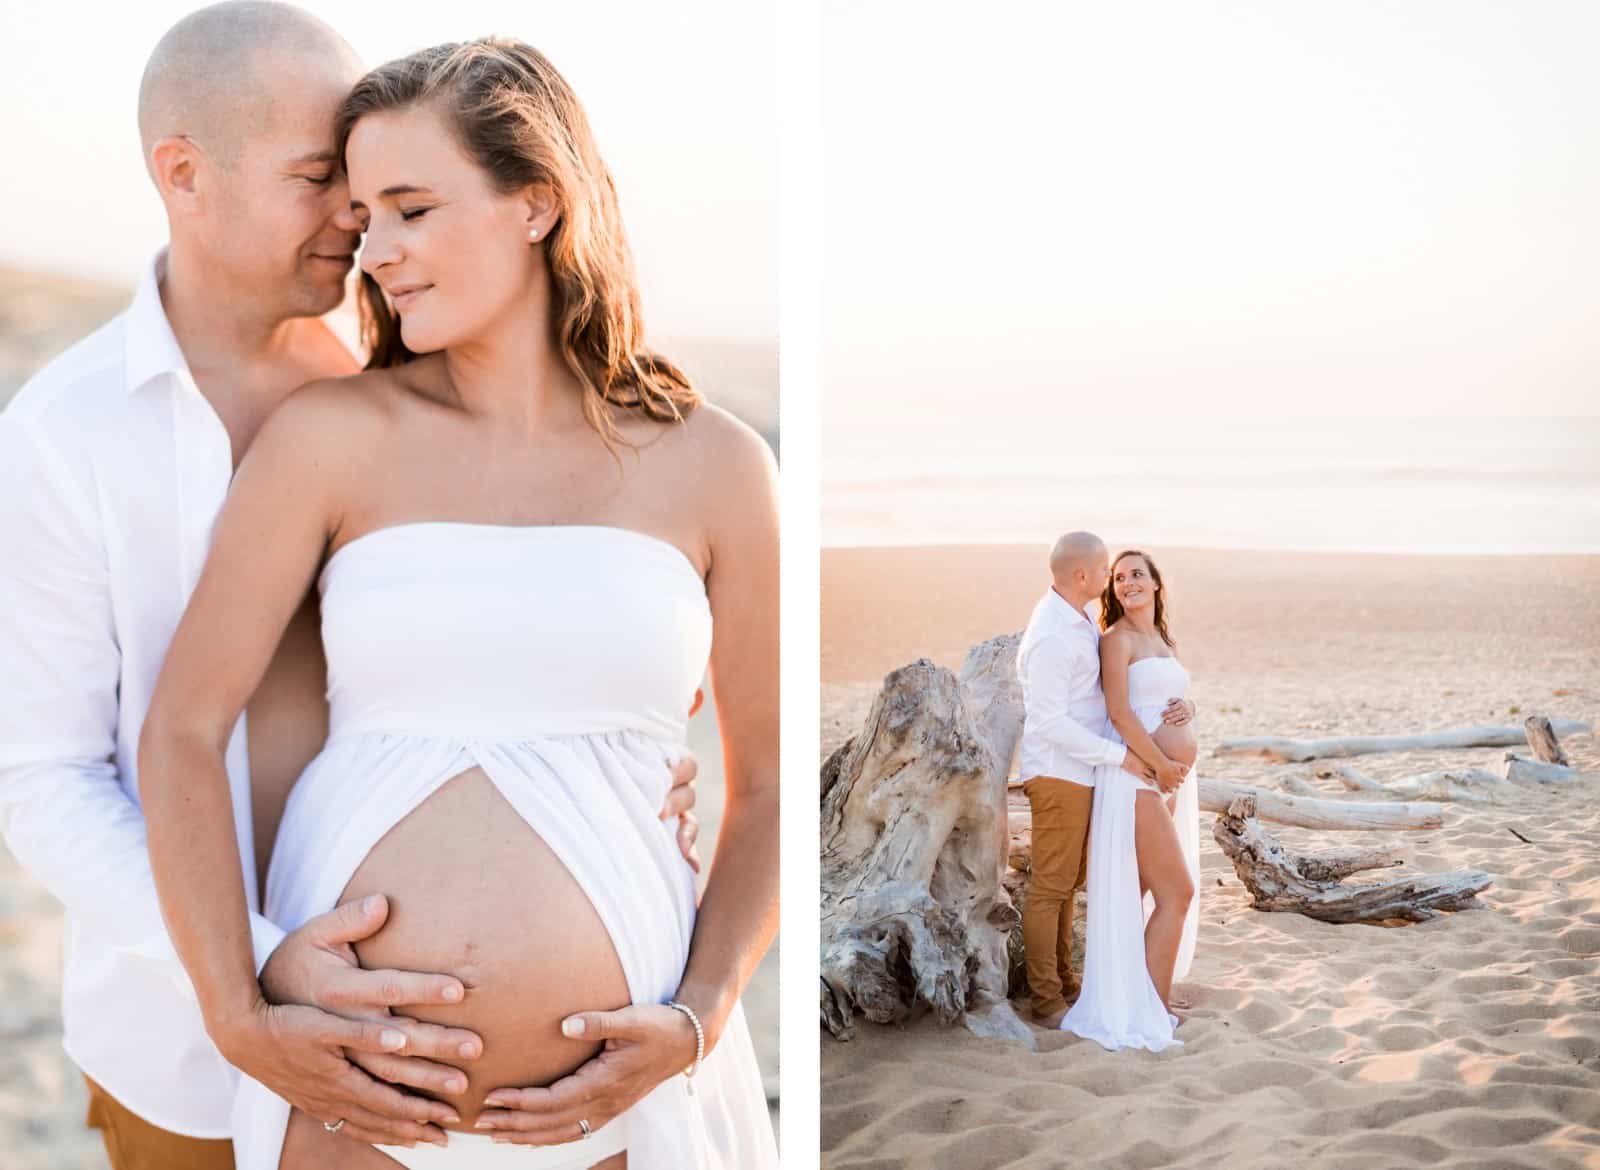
[140, 38, 777, 1170]
[1061, 550, 1201, 1052]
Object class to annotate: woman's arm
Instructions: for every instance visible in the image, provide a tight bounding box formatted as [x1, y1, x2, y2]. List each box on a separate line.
[140, 388, 339, 1029]
[1100, 633, 1184, 790]
[139, 383, 462, 1144]
[668, 411, 780, 1050]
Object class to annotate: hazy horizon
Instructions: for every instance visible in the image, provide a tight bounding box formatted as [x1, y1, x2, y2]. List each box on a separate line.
[821, 3, 1597, 553]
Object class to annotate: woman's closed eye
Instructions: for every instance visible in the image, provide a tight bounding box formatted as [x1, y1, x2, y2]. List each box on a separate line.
[400, 206, 433, 221]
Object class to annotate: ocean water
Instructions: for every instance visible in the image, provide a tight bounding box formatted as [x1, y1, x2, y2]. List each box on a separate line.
[822, 416, 1600, 554]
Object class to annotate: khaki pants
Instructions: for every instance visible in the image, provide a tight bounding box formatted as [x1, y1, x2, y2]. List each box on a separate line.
[83, 1074, 235, 1170]
[1020, 775, 1093, 1017]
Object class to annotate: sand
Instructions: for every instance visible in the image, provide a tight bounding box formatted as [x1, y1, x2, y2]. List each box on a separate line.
[822, 544, 1600, 1170]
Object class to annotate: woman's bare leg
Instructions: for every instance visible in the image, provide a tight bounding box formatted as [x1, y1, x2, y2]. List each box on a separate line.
[1134, 789, 1195, 1010]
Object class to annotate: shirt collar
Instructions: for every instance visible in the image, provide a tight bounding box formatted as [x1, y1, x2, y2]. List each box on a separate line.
[1048, 586, 1096, 631]
[123, 248, 193, 395]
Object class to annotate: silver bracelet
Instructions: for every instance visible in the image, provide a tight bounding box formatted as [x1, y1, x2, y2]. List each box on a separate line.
[665, 1000, 705, 1094]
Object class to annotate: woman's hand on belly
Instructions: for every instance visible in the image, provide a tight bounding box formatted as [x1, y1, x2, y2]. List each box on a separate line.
[473, 1004, 699, 1146]
[1160, 697, 1195, 727]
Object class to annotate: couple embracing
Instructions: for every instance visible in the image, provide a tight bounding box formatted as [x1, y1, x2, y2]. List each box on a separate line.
[0, 2, 777, 1168]
[1015, 532, 1201, 1052]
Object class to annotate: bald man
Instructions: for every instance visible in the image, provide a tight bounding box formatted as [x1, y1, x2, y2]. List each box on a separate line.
[1014, 532, 1173, 1026]
[0, 4, 699, 1167]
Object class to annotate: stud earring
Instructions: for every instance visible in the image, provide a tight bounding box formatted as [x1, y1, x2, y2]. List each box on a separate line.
[528, 228, 541, 242]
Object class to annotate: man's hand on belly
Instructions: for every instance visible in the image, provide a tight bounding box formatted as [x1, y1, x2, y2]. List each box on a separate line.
[662, 751, 702, 873]
[261, 895, 487, 1103]
[472, 1004, 699, 1145]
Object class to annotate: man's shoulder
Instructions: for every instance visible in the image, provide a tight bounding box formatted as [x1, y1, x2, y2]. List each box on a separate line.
[2, 310, 131, 442]
[1020, 605, 1097, 662]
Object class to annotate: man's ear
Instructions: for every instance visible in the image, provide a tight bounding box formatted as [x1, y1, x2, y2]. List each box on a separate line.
[149, 135, 205, 206]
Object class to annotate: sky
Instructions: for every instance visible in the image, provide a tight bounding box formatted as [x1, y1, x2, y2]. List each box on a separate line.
[821, 0, 1599, 426]
[0, 0, 775, 344]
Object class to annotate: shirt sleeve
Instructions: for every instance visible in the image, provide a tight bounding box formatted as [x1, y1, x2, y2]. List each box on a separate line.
[1022, 628, 1126, 768]
[0, 417, 286, 998]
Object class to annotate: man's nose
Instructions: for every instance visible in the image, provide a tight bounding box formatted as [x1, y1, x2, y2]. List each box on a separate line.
[329, 203, 364, 234]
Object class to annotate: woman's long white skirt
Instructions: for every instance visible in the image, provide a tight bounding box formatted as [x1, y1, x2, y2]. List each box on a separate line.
[1059, 762, 1200, 1052]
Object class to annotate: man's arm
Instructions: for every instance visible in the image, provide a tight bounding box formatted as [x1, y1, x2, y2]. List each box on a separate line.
[1024, 630, 1129, 770]
[0, 418, 286, 980]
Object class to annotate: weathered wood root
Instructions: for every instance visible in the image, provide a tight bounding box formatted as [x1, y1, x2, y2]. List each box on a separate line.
[1216, 719, 1591, 763]
[1213, 795, 1491, 923]
[1524, 715, 1571, 767]
[820, 655, 1025, 1044]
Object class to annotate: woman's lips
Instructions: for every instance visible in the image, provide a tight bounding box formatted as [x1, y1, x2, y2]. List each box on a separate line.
[389, 285, 432, 310]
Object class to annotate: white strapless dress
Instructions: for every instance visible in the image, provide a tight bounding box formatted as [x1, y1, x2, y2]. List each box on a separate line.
[1060, 655, 1201, 1053]
[230, 522, 777, 1170]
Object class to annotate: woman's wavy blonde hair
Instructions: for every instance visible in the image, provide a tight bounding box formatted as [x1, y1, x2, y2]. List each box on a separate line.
[334, 37, 700, 441]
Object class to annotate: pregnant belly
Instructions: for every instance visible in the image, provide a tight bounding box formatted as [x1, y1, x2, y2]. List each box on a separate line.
[1149, 719, 1198, 772]
[337, 766, 631, 1131]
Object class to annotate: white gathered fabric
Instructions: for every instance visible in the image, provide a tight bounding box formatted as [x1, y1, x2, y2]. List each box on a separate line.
[1060, 656, 1201, 1053]
[231, 522, 777, 1170]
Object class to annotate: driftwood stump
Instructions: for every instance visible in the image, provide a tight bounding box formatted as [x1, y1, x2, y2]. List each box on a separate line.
[1523, 715, 1571, 767]
[820, 641, 1032, 1046]
[1216, 719, 1590, 763]
[1213, 795, 1491, 923]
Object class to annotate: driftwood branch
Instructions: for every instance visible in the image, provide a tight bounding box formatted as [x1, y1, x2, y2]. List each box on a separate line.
[1199, 778, 1443, 830]
[1216, 719, 1591, 763]
[1503, 754, 1582, 783]
[1213, 796, 1491, 923]
[1318, 764, 1384, 792]
[1312, 764, 1516, 804]
[1523, 716, 1571, 767]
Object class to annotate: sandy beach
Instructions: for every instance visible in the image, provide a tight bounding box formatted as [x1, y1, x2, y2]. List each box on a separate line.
[823, 543, 1600, 1170]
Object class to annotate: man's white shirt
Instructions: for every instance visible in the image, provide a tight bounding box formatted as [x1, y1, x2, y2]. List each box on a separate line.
[1015, 588, 1126, 786]
[0, 253, 298, 1136]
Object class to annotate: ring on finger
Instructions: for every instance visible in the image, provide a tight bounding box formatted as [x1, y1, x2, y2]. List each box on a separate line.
[579, 1119, 592, 1140]
[323, 1119, 347, 1135]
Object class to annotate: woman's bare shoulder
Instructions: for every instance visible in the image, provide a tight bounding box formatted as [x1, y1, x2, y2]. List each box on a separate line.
[260, 366, 423, 451]
[672, 402, 776, 480]
[1100, 623, 1136, 656]
[245, 368, 420, 502]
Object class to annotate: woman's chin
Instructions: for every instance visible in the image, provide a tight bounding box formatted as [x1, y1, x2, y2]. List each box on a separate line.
[397, 319, 451, 355]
